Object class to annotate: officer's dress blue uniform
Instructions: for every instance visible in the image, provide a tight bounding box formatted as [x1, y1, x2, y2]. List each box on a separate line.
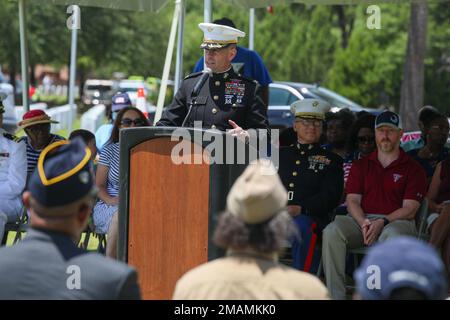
[278, 142, 343, 273]
[156, 68, 268, 131]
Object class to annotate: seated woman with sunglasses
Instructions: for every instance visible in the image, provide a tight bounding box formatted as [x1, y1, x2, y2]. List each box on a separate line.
[407, 112, 449, 182]
[93, 107, 149, 242]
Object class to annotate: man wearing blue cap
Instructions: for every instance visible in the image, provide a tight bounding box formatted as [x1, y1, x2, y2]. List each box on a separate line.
[95, 92, 133, 153]
[0, 95, 27, 243]
[0, 139, 141, 299]
[322, 110, 427, 299]
[354, 236, 448, 300]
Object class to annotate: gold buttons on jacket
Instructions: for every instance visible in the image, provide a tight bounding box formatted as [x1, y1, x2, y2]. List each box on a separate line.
[212, 108, 218, 114]
[300, 151, 305, 155]
[289, 183, 294, 188]
[215, 81, 221, 86]
[213, 95, 219, 101]
[292, 172, 298, 176]
[296, 160, 300, 165]
[211, 125, 216, 129]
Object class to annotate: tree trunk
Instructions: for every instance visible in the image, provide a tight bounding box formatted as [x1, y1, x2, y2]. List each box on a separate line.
[399, 3, 428, 132]
[333, 5, 353, 49]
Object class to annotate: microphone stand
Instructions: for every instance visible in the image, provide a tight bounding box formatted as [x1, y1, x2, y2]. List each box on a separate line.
[181, 97, 196, 127]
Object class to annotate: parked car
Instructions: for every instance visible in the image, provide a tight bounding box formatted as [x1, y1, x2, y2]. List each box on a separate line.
[82, 79, 115, 108]
[0, 83, 17, 133]
[146, 81, 380, 128]
[268, 82, 381, 129]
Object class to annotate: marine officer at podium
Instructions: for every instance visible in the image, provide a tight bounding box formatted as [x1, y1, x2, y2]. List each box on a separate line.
[156, 22, 268, 137]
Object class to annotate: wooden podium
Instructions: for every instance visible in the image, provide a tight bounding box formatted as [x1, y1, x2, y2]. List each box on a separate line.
[118, 127, 253, 299]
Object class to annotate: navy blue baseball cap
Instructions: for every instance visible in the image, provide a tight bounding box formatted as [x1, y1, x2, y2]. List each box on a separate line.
[354, 236, 448, 300]
[375, 111, 403, 130]
[28, 138, 96, 209]
[112, 92, 132, 112]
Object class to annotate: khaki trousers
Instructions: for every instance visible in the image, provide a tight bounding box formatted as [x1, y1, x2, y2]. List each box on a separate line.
[322, 214, 417, 300]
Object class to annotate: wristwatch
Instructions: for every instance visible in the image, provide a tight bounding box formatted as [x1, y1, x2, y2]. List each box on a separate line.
[382, 217, 390, 226]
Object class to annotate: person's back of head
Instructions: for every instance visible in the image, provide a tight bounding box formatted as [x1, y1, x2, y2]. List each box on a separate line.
[69, 129, 95, 145]
[69, 129, 97, 160]
[354, 236, 448, 300]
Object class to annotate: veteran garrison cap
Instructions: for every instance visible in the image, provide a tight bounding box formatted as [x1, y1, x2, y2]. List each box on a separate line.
[290, 99, 331, 121]
[28, 138, 95, 209]
[199, 22, 245, 50]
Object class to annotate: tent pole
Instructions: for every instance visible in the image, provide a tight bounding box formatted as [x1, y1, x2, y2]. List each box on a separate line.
[18, 0, 30, 111]
[249, 8, 255, 50]
[204, 0, 212, 22]
[174, 0, 185, 92]
[68, 5, 80, 135]
[155, 0, 181, 123]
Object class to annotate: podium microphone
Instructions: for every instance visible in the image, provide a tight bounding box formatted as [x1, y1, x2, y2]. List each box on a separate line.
[182, 68, 212, 127]
[191, 67, 212, 97]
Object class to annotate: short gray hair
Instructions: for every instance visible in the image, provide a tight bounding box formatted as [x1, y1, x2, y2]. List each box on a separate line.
[213, 210, 298, 253]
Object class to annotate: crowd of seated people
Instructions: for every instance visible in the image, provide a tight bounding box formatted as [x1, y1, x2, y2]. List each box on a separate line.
[1, 92, 449, 300]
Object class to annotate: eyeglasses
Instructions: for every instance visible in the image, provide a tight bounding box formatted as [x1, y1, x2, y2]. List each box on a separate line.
[295, 118, 323, 128]
[121, 118, 145, 126]
[357, 136, 375, 144]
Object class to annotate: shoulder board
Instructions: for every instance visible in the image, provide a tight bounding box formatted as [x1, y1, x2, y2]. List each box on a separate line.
[3, 132, 21, 143]
[184, 71, 203, 80]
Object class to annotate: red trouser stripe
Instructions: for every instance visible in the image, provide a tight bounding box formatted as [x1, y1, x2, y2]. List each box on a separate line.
[303, 222, 318, 272]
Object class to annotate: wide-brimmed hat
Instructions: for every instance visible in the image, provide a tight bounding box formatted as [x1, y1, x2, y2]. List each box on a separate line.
[18, 109, 59, 130]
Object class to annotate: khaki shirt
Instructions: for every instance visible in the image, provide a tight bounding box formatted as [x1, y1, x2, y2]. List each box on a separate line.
[173, 251, 329, 300]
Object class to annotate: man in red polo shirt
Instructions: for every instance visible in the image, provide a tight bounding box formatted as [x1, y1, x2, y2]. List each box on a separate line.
[322, 111, 427, 300]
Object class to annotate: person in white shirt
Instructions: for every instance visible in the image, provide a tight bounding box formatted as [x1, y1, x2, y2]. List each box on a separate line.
[0, 97, 27, 242]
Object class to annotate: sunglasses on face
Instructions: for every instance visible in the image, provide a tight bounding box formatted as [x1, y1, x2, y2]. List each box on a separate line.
[120, 118, 145, 126]
[357, 136, 375, 144]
